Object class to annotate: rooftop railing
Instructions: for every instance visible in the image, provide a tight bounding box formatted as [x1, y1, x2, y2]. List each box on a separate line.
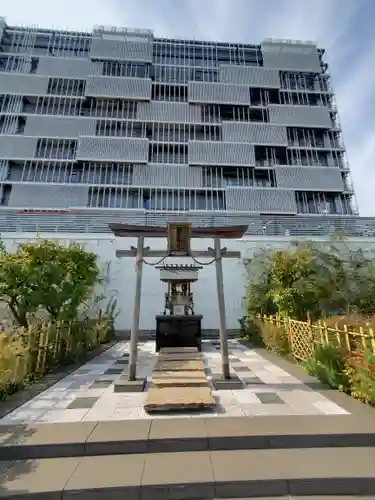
[0, 210, 375, 238]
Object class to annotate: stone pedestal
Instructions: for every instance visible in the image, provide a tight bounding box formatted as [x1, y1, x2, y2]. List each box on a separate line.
[155, 315, 203, 352]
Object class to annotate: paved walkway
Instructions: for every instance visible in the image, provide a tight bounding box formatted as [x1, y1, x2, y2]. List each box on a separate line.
[0, 340, 348, 424]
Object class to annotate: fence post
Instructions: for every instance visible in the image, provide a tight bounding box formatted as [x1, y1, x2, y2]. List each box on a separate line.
[343, 324, 351, 352]
[287, 317, 292, 353]
[276, 314, 280, 328]
[323, 321, 329, 345]
[306, 314, 313, 346]
[359, 326, 367, 351]
[368, 327, 375, 355]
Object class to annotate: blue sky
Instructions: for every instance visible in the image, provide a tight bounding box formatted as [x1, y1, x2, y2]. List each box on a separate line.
[2, 0, 375, 215]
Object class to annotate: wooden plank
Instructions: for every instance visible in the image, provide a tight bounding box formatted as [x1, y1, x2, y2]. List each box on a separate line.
[159, 347, 199, 354]
[151, 372, 208, 388]
[154, 359, 204, 372]
[144, 387, 215, 412]
[158, 353, 202, 362]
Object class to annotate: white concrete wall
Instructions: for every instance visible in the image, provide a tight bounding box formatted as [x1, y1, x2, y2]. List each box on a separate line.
[2, 232, 375, 331]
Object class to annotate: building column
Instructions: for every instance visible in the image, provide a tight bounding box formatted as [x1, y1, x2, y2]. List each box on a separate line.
[214, 236, 230, 379]
[128, 235, 144, 381]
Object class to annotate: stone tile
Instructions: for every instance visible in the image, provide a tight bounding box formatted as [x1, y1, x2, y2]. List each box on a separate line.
[103, 367, 124, 375]
[217, 404, 244, 417]
[65, 454, 145, 499]
[1, 457, 80, 497]
[81, 408, 116, 422]
[232, 365, 251, 372]
[67, 397, 99, 410]
[149, 417, 206, 440]
[241, 375, 265, 385]
[114, 359, 128, 365]
[313, 400, 349, 415]
[38, 409, 90, 423]
[241, 403, 296, 416]
[257, 392, 285, 405]
[142, 451, 214, 500]
[232, 390, 261, 405]
[88, 380, 113, 390]
[0, 409, 45, 424]
[89, 419, 150, 446]
[23, 399, 59, 410]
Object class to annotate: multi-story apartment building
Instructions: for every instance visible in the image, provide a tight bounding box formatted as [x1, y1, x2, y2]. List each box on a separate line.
[0, 18, 371, 236]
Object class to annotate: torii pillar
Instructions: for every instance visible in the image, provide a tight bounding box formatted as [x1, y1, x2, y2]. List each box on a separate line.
[110, 223, 247, 382]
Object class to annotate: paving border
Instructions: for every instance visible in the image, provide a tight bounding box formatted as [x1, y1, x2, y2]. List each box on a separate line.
[0, 340, 117, 420]
[238, 339, 375, 418]
[2, 413, 375, 460]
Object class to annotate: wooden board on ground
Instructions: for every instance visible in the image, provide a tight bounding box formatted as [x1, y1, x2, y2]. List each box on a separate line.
[151, 370, 208, 388]
[159, 347, 198, 354]
[154, 359, 205, 372]
[144, 387, 215, 412]
[158, 353, 202, 361]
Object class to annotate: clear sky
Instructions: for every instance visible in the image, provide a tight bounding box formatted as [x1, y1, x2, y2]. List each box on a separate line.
[2, 0, 375, 216]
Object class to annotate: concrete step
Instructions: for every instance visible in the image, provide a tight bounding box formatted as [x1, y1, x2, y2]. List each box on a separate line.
[1, 415, 375, 461]
[2, 447, 375, 499]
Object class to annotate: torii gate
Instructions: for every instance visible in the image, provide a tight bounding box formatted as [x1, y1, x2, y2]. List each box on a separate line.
[109, 223, 247, 382]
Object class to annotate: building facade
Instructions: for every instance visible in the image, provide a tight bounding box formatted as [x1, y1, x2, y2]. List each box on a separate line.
[0, 18, 369, 237]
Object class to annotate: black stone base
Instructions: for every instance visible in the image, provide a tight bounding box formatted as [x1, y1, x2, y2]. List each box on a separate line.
[155, 315, 203, 352]
[114, 377, 147, 393]
[212, 376, 244, 390]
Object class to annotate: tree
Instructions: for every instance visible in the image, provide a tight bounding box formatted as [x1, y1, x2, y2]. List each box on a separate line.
[0, 239, 100, 326]
[0, 242, 38, 327]
[245, 237, 375, 320]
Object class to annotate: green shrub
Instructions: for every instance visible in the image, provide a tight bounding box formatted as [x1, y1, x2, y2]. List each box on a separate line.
[305, 343, 348, 390]
[244, 318, 291, 357]
[344, 348, 375, 405]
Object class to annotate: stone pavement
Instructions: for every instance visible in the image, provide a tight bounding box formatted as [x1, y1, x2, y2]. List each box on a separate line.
[1, 339, 375, 498]
[0, 339, 348, 424]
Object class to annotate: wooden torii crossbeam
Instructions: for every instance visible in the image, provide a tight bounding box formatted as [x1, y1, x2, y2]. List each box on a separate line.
[109, 223, 247, 381]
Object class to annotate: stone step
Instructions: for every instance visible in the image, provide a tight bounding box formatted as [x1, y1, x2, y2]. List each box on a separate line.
[150, 370, 209, 388]
[144, 386, 215, 412]
[2, 447, 375, 499]
[1, 415, 375, 461]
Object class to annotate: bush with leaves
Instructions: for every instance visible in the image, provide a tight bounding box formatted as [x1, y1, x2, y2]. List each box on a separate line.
[245, 236, 375, 321]
[0, 239, 100, 326]
[344, 348, 375, 405]
[305, 343, 348, 390]
[245, 318, 291, 357]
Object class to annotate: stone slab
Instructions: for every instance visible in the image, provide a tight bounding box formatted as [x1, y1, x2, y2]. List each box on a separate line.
[212, 378, 244, 390]
[158, 353, 202, 361]
[0, 456, 80, 498]
[151, 378, 208, 388]
[0, 422, 97, 460]
[210, 447, 375, 497]
[64, 454, 145, 500]
[151, 370, 208, 388]
[85, 420, 151, 455]
[144, 387, 215, 412]
[113, 378, 146, 393]
[154, 359, 204, 372]
[160, 347, 199, 354]
[141, 451, 214, 500]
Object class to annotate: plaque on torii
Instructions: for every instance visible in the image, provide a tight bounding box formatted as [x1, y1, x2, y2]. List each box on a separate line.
[167, 222, 192, 256]
[110, 222, 247, 382]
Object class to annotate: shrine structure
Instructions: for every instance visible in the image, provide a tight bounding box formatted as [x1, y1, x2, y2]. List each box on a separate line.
[109, 222, 247, 411]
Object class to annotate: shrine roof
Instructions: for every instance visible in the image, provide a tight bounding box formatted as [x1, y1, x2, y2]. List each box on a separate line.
[156, 264, 203, 270]
[109, 224, 247, 238]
